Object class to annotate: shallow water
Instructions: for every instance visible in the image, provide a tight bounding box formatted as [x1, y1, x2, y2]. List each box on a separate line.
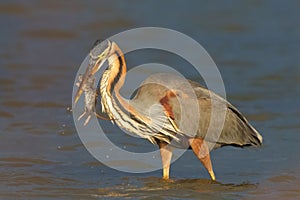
[1, 0, 299, 199]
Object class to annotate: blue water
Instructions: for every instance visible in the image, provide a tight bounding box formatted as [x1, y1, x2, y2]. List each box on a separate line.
[0, 0, 299, 199]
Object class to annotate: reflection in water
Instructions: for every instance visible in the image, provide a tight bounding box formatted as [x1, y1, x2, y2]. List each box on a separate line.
[0, 157, 60, 167]
[91, 178, 256, 199]
[0, 4, 28, 14]
[0, 170, 256, 199]
[21, 29, 77, 39]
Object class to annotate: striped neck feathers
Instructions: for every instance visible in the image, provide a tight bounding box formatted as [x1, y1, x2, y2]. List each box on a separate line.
[99, 42, 150, 124]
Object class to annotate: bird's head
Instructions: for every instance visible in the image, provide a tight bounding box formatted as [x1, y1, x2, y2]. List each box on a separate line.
[88, 40, 112, 75]
[74, 40, 113, 105]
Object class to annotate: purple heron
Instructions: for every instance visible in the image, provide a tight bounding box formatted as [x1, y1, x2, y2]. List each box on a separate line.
[74, 40, 263, 181]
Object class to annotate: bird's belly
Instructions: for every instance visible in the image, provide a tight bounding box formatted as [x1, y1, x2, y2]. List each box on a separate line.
[167, 135, 191, 149]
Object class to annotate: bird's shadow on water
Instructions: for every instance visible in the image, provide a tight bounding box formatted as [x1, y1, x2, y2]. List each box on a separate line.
[94, 177, 257, 199]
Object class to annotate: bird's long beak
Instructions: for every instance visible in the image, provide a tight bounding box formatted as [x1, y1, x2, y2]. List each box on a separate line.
[73, 40, 112, 106]
[73, 55, 107, 105]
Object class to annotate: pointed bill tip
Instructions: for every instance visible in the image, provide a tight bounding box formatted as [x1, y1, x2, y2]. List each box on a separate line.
[74, 88, 83, 106]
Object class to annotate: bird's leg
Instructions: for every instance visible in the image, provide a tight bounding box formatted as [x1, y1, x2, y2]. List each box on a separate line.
[158, 141, 173, 180]
[188, 138, 216, 181]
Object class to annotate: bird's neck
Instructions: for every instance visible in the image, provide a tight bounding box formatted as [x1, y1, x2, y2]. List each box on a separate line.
[99, 42, 126, 119]
[104, 43, 126, 94]
[99, 43, 150, 124]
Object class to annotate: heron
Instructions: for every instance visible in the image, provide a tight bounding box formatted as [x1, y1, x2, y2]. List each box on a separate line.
[74, 40, 263, 181]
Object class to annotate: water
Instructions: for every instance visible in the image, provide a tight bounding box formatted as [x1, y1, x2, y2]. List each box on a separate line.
[1, 0, 299, 199]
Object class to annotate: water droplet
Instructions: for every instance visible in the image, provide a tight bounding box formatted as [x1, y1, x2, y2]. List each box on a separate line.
[66, 106, 72, 112]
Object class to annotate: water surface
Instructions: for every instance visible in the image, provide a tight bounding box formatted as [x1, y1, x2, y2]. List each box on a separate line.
[0, 0, 299, 199]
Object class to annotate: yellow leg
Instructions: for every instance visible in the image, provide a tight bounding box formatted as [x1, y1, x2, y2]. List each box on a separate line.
[158, 142, 173, 180]
[189, 138, 216, 181]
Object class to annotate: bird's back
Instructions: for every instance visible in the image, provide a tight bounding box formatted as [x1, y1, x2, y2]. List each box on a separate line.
[131, 73, 263, 149]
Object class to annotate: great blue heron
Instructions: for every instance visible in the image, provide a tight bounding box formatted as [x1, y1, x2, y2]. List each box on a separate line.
[74, 40, 263, 181]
